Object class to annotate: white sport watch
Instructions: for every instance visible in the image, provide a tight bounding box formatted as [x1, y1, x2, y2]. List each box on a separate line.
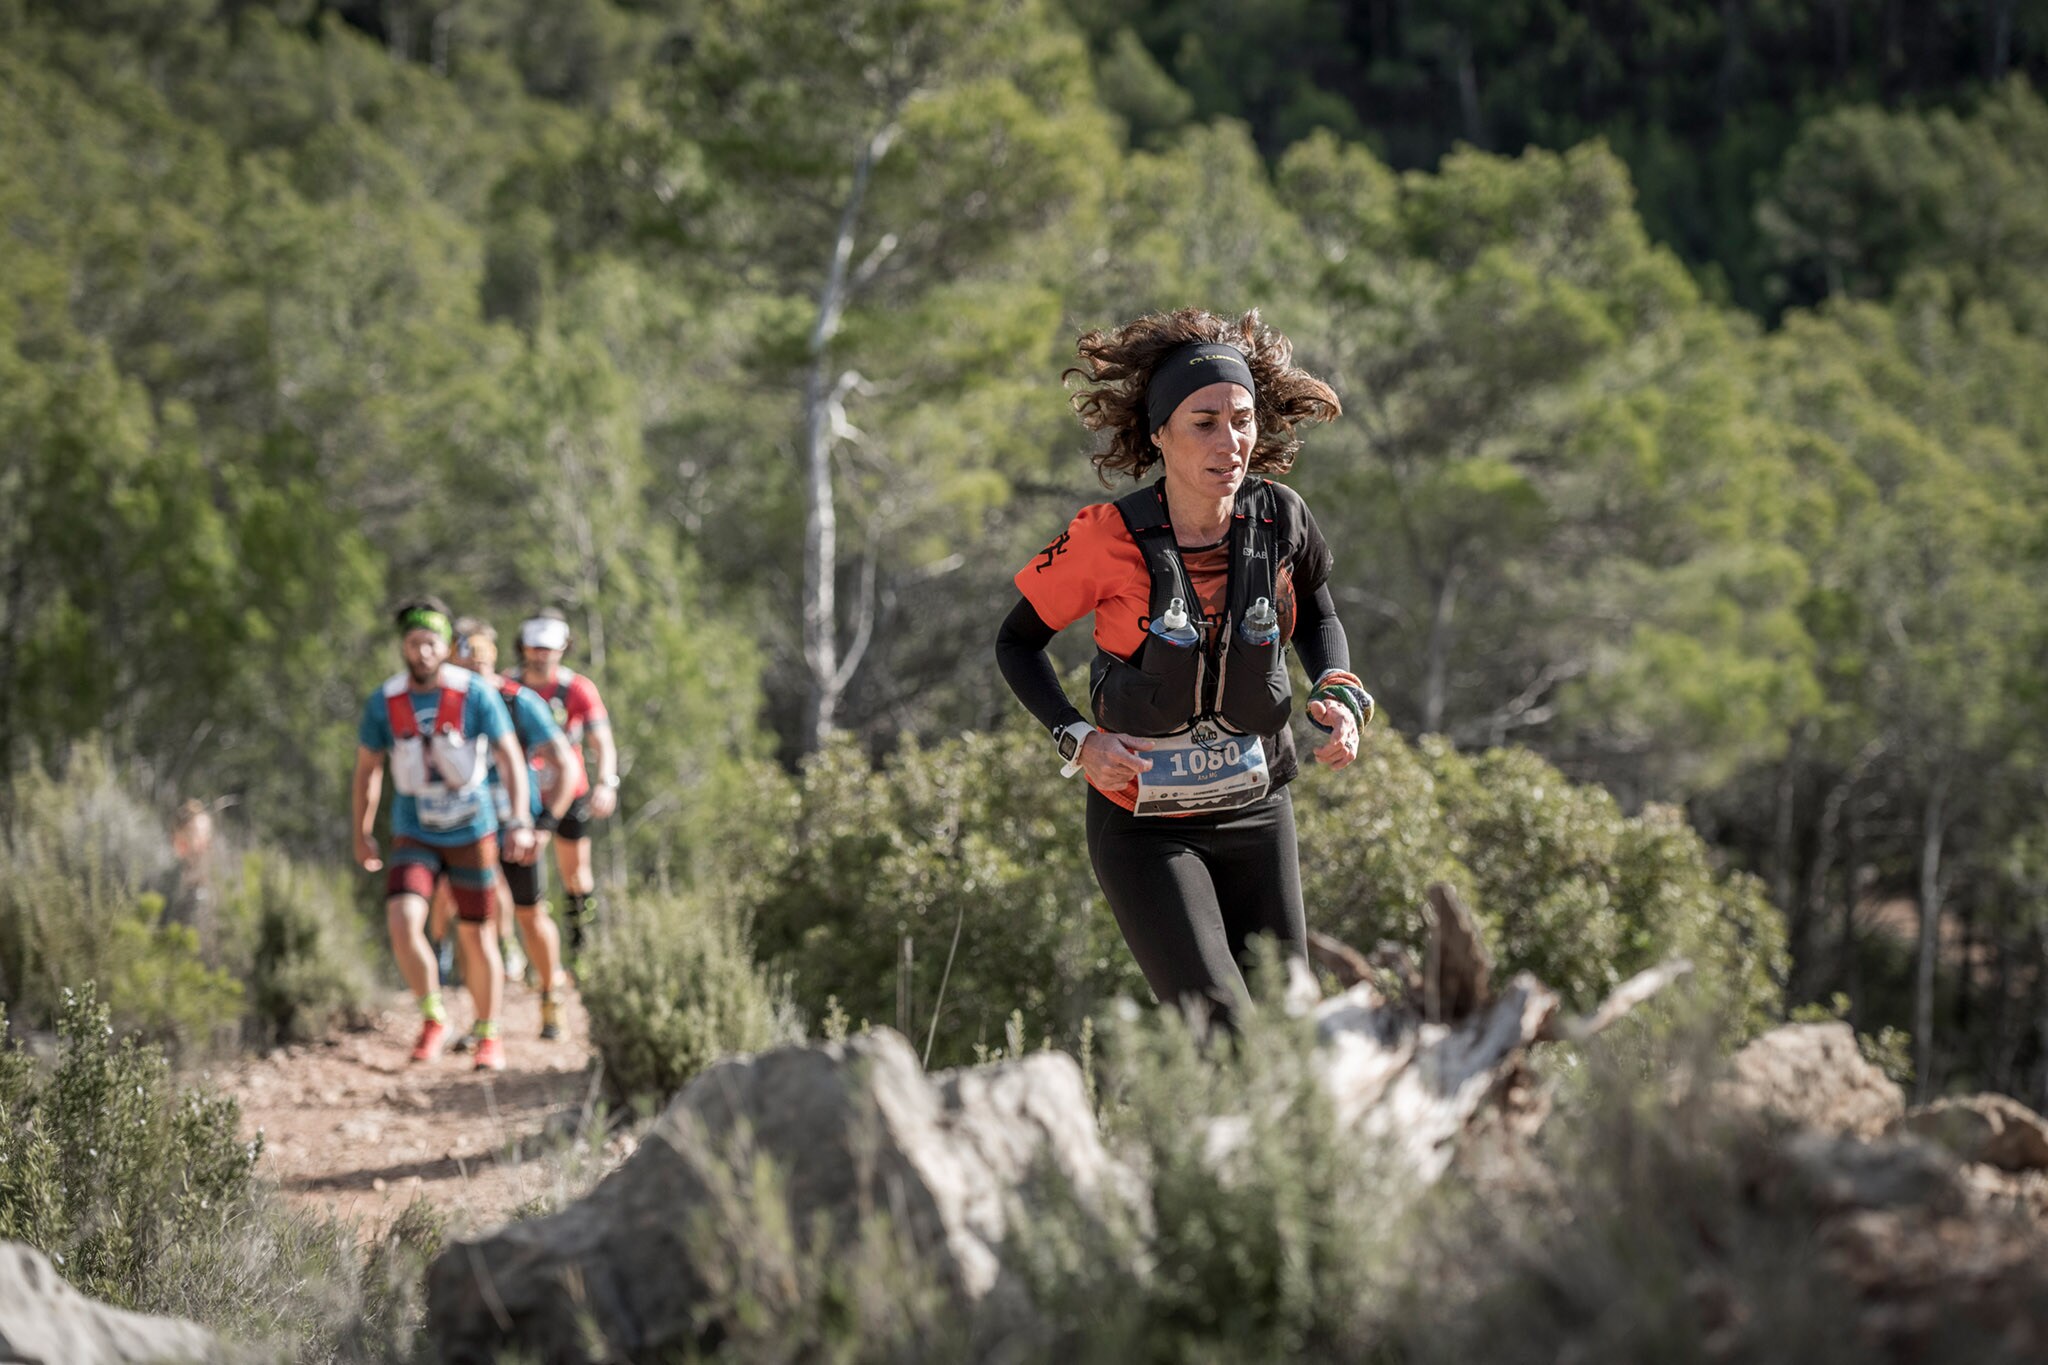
[1054, 722, 1096, 778]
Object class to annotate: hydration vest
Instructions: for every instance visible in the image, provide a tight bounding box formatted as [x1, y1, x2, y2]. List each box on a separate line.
[382, 665, 488, 799]
[1089, 478, 1294, 738]
[519, 671, 587, 796]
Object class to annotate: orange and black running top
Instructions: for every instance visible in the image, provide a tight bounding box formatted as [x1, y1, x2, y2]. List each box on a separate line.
[1007, 479, 1339, 809]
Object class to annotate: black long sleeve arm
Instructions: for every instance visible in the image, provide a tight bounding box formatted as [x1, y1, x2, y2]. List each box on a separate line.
[1291, 583, 1351, 682]
[995, 596, 1087, 736]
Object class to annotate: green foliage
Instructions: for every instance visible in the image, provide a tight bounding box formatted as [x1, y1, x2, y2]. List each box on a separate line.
[655, 1121, 970, 1364]
[0, 748, 242, 1048]
[0, 979, 452, 1360]
[344, 1197, 445, 1364]
[749, 728, 1143, 1071]
[1763, 80, 2048, 327]
[0, 985, 259, 1309]
[1071, 1, 2048, 312]
[1301, 735, 1787, 1038]
[1789, 994, 1914, 1089]
[219, 848, 379, 1046]
[580, 891, 802, 1105]
[3, 0, 2045, 1113]
[754, 720, 1783, 1070]
[1020, 992, 1399, 1362]
[0, 743, 372, 1050]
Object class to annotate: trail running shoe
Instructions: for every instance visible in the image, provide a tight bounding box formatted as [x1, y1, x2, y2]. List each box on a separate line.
[472, 1035, 505, 1072]
[409, 1018, 448, 1063]
[539, 999, 563, 1042]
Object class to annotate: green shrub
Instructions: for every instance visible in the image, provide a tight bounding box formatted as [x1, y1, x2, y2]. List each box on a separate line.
[662, 1121, 969, 1364]
[1018, 981, 1408, 1363]
[752, 720, 1786, 1072]
[0, 985, 258, 1309]
[0, 747, 243, 1049]
[217, 848, 378, 1046]
[1297, 733, 1787, 1039]
[0, 985, 453, 1361]
[748, 730, 1146, 1071]
[580, 891, 801, 1105]
[0, 742, 373, 1052]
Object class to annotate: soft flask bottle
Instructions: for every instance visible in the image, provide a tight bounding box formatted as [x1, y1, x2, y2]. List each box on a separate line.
[1240, 595, 1279, 646]
[1149, 596, 1200, 649]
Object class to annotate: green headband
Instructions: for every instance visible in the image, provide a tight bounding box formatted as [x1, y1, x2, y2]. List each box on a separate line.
[398, 608, 454, 643]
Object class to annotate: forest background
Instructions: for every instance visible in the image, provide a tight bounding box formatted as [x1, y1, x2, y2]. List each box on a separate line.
[5, 0, 2048, 1114]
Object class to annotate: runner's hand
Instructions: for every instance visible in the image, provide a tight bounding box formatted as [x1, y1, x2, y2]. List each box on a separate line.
[505, 827, 538, 865]
[1307, 698, 1359, 770]
[1079, 731, 1155, 788]
[355, 833, 383, 873]
[590, 784, 618, 820]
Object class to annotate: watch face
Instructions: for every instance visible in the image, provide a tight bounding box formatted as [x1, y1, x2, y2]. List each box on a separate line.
[1057, 730, 1082, 762]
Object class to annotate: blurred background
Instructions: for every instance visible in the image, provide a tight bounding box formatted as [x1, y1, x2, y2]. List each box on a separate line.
[4, 0, 2047, 1101]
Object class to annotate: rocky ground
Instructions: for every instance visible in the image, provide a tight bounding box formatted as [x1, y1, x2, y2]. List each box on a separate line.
[209, 978, 632, 1238]
[21, 891, 2048, 1364]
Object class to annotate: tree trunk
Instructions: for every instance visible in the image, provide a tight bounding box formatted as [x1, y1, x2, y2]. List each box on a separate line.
[1813, 740, 1882, 1001]
[1986, 0, 2014, 78]
[384, 1, 413, 60]
[1989, 925, 2015, 1095]
[2036, 924, 2048, 1115]
[799, 121, 894, 752]
[0, 544, 23, 774]
[1717, 0, 1748, 116]
[1421, 560, 1460, 734]
[1772, 733, 1802, 979]
[1841, 786, 1864, 1023]
[1453, 32, 1485, 148]
[1913, 772, 1950, 1102]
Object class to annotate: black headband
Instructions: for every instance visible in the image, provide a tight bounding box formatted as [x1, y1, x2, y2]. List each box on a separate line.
[1145, 342, 1256, 433]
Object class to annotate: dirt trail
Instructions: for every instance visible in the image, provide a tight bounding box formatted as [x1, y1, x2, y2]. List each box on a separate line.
[214, 979, 631, 1238]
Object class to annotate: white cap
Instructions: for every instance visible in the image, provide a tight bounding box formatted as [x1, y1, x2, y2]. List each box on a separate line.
[519, 616, 571, 651]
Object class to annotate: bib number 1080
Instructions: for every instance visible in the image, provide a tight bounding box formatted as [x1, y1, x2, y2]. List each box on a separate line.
[1167, 742, 1243, 776]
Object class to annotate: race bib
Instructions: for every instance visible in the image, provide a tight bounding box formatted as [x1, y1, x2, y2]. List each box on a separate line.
[417, 784, 485, 831]
[1133, 721, 1270, 817]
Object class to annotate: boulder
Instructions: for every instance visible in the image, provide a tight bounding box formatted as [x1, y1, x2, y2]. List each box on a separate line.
[1891, 1093, 2048, 1172]
[1724, 1021, 1904, 1139]
[425, 1029, 1135, 1364]
[0, 1241, 226, 1365]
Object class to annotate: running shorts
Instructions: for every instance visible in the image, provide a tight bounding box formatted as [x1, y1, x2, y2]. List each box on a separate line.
[556, 793, 597, 841]
[500, 850, 546, 907]
[387, 835, 500, 922]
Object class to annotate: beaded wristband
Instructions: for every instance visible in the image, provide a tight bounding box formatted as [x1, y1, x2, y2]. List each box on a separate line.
[1307, 670, 1372, 734]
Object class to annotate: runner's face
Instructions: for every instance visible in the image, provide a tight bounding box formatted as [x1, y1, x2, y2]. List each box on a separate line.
[522, 645, 564, 675]
[402, 629, 449, 680]
[451, 637, 493, 676]
[1153, 382, 1256, 504]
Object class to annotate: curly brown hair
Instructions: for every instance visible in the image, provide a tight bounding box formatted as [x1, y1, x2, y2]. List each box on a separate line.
[1065, 308, 1341, 484]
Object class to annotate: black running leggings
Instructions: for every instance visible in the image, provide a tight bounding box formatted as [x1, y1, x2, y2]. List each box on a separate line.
[1085, 784, 1307, 1026]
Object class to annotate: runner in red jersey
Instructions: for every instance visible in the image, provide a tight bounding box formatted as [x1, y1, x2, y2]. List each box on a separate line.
[515, 609, 618, 958]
